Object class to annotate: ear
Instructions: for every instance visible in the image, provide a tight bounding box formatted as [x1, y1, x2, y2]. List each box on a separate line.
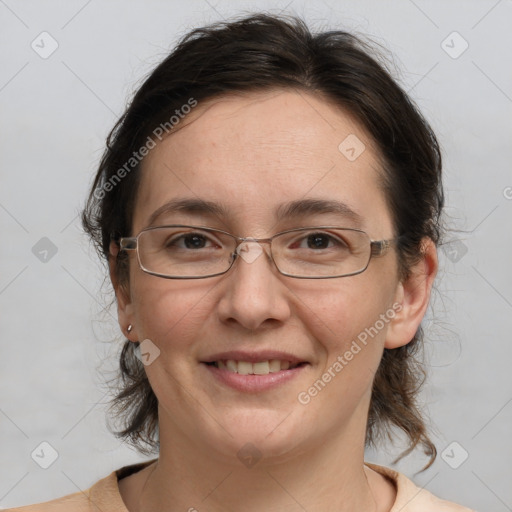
[109, 241, 138, 342]
[385, 237, 438, 349]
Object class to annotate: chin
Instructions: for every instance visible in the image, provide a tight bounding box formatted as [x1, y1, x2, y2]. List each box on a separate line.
[197, 408, 314, 466]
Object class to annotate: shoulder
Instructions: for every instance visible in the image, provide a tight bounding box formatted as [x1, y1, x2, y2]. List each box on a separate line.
[3, 459, 157, 512]
[365, 462, 476, 512]
[3, 487, 101, 512]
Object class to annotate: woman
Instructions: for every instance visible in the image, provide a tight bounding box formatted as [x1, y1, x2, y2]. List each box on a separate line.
[10, 13, 474, 512]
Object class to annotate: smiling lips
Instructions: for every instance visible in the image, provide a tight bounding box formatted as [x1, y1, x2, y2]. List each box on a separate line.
[202, 352, 309, 392]
[203, 351, 308, 376]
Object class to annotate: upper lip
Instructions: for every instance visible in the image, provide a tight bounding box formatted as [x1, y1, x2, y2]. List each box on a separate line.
[201, 350, 308, 364]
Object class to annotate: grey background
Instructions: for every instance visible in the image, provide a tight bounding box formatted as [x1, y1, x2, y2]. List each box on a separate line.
[1, 0, 511, 509]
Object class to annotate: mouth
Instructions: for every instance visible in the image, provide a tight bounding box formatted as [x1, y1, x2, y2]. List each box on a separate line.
[204, 359, 306, 375]
[201, 351, 310, 392]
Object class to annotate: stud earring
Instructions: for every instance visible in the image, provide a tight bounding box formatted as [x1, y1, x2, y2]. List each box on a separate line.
[127, 324, 133, 333]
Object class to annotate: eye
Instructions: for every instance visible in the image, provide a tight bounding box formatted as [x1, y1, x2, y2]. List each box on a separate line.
[165, 231, 218, 250]
[305, 233, 333, 250]
[291, 231, 349, 251]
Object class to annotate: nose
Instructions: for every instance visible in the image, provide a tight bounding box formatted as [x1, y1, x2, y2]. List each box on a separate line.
[216, 240, 291, 331]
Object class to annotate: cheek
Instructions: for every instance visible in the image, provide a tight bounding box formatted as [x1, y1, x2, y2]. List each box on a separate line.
[131, 276, 213, 352]
[295, 281, 397, 418]
[295, 277, 396, 366]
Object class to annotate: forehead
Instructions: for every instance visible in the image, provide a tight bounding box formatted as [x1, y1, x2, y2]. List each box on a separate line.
[134, 89, 391, 235]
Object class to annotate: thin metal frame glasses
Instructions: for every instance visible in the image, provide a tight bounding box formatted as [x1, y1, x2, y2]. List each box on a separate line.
[118, 225, 396, 279]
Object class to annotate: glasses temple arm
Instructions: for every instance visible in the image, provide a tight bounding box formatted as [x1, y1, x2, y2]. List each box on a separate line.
[119, 237, 138, 251]
[370, 238, 398, 257]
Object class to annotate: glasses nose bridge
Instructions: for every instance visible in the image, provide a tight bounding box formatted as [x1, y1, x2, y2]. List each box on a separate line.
[233, 235, 275, 260]
[236, 235, 273, 244]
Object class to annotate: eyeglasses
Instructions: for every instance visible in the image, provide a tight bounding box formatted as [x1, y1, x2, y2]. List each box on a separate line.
[118, 225, 396, 279]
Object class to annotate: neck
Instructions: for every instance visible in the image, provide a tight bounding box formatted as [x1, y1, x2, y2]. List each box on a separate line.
[136, 410, 380, 512]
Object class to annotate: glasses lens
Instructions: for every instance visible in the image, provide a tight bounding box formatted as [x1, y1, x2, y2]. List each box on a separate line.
[138, 227, 235, 277]
[273, 228, 370, 277]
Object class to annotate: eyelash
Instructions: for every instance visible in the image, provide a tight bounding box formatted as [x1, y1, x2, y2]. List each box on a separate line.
[165, 231, 348, 250]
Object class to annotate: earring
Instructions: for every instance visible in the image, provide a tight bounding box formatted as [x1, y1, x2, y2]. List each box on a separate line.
[127, 324, 133, 333]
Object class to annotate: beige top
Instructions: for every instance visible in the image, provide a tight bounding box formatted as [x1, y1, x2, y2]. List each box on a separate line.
[6, 459, 475, 511]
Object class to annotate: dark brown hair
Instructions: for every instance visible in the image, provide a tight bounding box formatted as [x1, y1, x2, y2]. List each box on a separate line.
[82, 13, 443, 468]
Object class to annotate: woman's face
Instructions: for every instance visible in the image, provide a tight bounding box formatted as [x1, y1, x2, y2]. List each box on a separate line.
[119, 90, 407, 463]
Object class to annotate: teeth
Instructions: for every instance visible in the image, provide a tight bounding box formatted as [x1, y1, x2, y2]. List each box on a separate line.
[269, 359, 281, 372]
[253, 361, 270, 375]
[214, 359, 297, 375]
[226, 359, 238, 372]
[237, 361, 252, 375]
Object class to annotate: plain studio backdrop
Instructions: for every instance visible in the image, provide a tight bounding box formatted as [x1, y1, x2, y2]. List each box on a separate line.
[0, 0, 511, 509]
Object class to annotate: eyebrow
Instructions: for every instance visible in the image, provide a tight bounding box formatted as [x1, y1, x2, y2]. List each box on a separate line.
[147, 197, 364, 228]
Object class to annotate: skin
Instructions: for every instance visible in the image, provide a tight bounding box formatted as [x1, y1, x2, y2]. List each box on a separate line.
[111, 89, 438, 511]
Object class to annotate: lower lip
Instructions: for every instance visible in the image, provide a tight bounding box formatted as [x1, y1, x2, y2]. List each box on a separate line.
[201, 363, 307, 392]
